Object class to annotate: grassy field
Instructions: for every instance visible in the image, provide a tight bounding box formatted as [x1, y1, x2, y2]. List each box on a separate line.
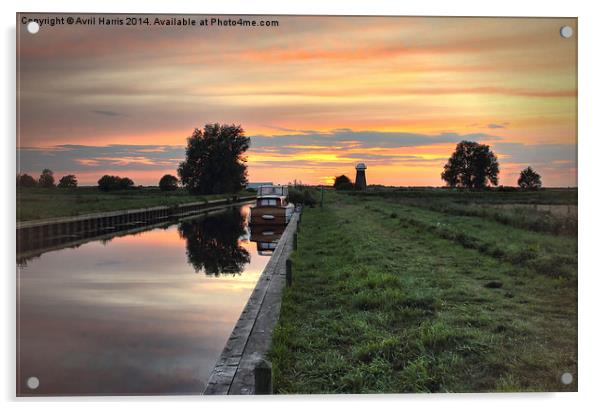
[270, 190, 577, 393]
[16, 187, 254, 222]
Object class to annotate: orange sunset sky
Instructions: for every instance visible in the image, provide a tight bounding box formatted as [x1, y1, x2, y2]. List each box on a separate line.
[17, 15, 577, 187]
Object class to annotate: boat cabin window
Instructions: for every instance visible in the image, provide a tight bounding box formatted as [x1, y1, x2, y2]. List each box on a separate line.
[260, 199, 278, 206]
[258, 186, 288, 196]
[259, 242, 278, 250]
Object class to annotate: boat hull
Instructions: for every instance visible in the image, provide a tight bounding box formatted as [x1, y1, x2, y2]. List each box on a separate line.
[249, 204, 294, 225]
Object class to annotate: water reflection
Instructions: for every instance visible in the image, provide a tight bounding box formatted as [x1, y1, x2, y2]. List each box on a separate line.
[17, 204, 271, 396]
[249, 226, 285, 255]
[178, 208, 250, 276]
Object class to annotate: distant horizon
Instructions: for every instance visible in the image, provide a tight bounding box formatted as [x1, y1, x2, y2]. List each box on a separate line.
[17, 15, 577, 187]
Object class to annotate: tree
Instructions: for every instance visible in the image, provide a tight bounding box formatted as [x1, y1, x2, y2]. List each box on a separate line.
[518, 166, 542, 190]
[38, 169, 55, 188]
[159, 174, 179, 191]
[98, 175, 120, 191]
[97, 175, 134, 191]
[16, 173, 37, 188]
[287, 187, 318, 207]
[333, 175, 354, 190]
[178, 208, 250, 276]
[119, 177, 134, 190]
[58, 174, 78, 188]
[178, 123, 250, 194]
[441, 141, 499, 189]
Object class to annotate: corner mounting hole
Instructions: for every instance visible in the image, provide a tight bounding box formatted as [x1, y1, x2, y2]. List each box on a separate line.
[560, 26, 573, 39]
[27, 21, 40, 34]
[27, 376, 40, 390]
[561, 372, 573, 385]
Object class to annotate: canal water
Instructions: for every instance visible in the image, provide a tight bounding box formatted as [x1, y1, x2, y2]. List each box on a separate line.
[17, 204, 273, 396]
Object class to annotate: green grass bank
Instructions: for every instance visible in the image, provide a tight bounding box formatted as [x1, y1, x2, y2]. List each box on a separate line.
[270, 190, 577, 393]
[16, 187, 254, 222]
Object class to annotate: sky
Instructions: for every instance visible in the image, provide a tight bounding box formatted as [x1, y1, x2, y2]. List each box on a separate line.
[17, 15, 577, 187]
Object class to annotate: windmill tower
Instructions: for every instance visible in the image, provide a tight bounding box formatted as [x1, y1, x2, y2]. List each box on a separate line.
[355, 163, 367, 190]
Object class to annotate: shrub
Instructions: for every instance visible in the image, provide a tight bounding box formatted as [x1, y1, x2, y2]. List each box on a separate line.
[334, 175, 354, 191]
[119, 177, 134, 189]
[38, 169, 55, 188]
[302, 189, 318, 207]
[159, 174, 179, 191]
[287, 187, 318, 207]
[58, 174, 78, 188]
[16, 173, 37, 188]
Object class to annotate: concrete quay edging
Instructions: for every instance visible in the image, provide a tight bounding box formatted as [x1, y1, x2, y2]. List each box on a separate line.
[203, 211, 300, 395]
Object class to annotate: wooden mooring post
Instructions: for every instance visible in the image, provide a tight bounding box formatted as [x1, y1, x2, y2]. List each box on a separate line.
[254, 358, 273, 395]
[320, 185, 324, 208]
[286, 259, 293, 287]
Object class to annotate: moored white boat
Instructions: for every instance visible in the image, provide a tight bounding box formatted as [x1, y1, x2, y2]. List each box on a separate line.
[249, 185, 295, 225]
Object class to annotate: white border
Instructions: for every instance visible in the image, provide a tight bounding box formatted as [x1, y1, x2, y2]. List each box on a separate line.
[2, 1, 600, 409]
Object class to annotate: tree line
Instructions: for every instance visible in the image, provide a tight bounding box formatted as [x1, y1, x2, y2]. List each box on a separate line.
[17, 129, 545, 194]
[17, 169, 78, 189]
[334, 140, 543, 191]
[17, 170, 183, 192]
[17, 123, 251, 194]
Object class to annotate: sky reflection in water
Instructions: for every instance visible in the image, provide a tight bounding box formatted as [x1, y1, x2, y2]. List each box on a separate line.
[17, 205, 270, 395]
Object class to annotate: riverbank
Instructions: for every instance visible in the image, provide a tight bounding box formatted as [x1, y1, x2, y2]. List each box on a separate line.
[204, 210, 300, 395]
[17, 186, 255, 222]
[17, 195, 255, 259]
[269, 191, 577, 393]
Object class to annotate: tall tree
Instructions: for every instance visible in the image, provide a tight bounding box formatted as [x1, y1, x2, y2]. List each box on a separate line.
[38, 169, 55, 188]
[441, 141, 499, 189]
[178, 124, 250, 194]
[518, 166, 542, 190]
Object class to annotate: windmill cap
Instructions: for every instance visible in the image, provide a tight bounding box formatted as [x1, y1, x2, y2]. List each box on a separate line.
[355, 163, 367, 170]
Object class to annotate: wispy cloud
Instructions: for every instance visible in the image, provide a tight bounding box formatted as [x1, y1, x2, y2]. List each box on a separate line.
[16, 15, 576, 186]
[92, 110, 128, 117]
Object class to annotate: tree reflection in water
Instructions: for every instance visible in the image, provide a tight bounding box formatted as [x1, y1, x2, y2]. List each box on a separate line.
[178, 208, 250, 276]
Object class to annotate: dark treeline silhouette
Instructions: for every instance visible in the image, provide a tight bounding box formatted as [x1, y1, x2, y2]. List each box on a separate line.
[17, 170, 78, 189]
[177, 208, 250, 276]
[18, 134, 547, 193]
[97, 175, 135, 191]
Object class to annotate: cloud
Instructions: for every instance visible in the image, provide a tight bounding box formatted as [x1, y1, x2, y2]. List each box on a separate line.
[487, 123, 506, 129]
[250, 129, 503, 151]
[492, 142, 576, 166]
[92, 110, 128, 117]
[18, 144, 185, 173]
[17, 130, 507, 175]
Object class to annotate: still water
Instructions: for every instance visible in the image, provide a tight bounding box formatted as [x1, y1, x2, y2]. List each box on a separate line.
[17, 204, 273, 396]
